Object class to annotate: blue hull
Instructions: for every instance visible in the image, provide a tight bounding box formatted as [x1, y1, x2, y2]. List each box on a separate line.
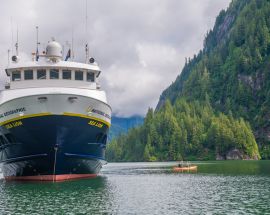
[0, 114, 109, 180]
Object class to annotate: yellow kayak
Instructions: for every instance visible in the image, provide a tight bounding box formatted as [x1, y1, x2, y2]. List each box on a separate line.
[173, 165, 197, 172]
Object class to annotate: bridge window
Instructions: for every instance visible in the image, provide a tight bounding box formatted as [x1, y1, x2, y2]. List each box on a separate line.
[63, 70, 71, 80]
[12, 70, 21, 81]
[37, 69, 46, 79]
[24, 70, 33, 80]
[50, 69, 59, 79]
[87, 71, 95, 82]
[75, 70, 83, 80]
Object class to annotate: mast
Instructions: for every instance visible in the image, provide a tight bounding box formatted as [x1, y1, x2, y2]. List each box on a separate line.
[85, 0, 89, 63]
[10, 17, 14, 55]
[72, 27, 74, 60]
[36, 26, 40, 61]
[7, 49, 10, 66]
[15, 25, 19, 56]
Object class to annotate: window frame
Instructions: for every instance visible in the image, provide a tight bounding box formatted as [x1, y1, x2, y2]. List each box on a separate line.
[12, 70, 21, 81]
[62, 69, 72, 80]
[50, 69, 59, 80]
[75, 70, 84, 81]
[24, 70, 34, 80]
[87, 71, 95, 82]
[37, 69, 47, 80]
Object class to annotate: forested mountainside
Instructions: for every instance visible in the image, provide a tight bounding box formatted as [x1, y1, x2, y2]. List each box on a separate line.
[157, 0, 270, 159]
[106, 0, 270, 161]
[106, 99, 259, 161]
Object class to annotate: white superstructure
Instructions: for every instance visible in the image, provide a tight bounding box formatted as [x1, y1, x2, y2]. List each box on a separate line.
[1, 40, 111, 126]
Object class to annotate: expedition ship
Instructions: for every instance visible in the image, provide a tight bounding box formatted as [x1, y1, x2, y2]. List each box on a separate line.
[0, 39, 111, 181]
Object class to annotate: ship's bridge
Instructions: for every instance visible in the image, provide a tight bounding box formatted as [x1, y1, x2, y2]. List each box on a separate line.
[5, 61, 101, 90]
[5, 40, 102, 90]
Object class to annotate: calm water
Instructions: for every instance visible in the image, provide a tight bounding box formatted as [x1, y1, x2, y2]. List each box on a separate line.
[0, 161, 269, 214]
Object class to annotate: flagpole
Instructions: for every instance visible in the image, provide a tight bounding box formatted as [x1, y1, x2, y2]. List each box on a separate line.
[36, 26, 39, 61]
[72, 26, 74, 60]
[16, 25, 19, 56]
[85, 0, 89, 63]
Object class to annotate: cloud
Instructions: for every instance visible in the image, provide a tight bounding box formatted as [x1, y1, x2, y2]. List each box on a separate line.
[0, 0, 230, 117]
[102, 42, 181, 116]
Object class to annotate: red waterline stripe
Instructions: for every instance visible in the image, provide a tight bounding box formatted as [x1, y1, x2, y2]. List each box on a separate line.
[5, 174, 97, 181]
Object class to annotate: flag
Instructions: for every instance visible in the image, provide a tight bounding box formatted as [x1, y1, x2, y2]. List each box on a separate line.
[65, 49, 71, 61]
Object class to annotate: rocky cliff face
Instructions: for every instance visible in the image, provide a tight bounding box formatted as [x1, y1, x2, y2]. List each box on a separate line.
[216, 149, 259, 160]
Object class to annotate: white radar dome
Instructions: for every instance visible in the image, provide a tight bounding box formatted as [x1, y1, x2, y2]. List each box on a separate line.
[46, 40, 62, 60]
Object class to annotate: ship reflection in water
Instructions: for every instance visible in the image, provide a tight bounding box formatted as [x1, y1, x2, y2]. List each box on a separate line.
[0, 161, 269, 214]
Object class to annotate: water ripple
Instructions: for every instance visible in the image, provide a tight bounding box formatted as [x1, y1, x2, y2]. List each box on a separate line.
[0, 161, 269, 214]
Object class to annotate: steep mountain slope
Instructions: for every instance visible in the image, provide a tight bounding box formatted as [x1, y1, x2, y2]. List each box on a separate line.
[106, 0, 270, 161]
[157, 0, 249, 109]
[157, 0, 270, 158]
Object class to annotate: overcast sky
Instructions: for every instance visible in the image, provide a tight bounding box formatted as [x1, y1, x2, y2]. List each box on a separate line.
[0, 0, 230, 117]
